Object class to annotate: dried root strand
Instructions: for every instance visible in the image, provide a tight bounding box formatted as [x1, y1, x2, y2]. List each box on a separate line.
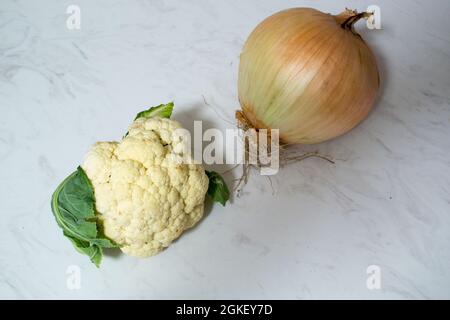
[233, 110, 335, 194]
[282, 151, 335, 165]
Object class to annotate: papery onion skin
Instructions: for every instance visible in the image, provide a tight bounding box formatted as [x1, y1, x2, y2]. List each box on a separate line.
[238, 8, 380, 144]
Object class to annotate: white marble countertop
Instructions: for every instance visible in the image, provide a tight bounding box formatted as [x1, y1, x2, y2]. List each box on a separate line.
[1, 0, 450, 299]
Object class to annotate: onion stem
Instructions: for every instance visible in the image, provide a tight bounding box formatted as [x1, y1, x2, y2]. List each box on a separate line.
[341, 11, 372, 31]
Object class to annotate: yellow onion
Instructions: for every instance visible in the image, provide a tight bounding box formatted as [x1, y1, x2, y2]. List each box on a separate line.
[237, 8, 380, 144]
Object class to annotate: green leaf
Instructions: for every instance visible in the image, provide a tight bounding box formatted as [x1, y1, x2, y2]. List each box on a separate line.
[63, 231, 103, 267]
[134, 102, 174, 120]
[51, 166, 119, 267]
[205, 171, 230, 206]
[124, 102, 174, 138]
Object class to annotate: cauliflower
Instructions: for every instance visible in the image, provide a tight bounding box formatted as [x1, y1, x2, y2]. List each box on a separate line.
[82, 117, 209, 257]
[51, 103, 229, 266]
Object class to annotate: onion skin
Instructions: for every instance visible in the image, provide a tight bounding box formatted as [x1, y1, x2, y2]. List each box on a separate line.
[238, 8, 380, 144]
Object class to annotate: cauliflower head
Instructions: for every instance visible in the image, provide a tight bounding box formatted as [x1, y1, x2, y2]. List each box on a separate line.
[81, 117, 209, 257]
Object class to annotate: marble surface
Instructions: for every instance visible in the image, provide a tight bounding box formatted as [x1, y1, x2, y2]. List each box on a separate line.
[1, 0, 450, 299]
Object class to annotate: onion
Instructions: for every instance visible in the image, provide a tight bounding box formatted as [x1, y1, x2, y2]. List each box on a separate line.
[237, 8, 380, 144]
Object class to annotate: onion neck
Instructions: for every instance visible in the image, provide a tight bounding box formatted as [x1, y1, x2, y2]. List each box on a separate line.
[335, 9, 372, 33]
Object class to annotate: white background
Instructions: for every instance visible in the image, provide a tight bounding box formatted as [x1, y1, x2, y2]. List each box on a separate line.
[1, 0, 450, 299]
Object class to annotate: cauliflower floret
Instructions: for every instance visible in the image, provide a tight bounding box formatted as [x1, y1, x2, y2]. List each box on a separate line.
[82, 117, 209, 257]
